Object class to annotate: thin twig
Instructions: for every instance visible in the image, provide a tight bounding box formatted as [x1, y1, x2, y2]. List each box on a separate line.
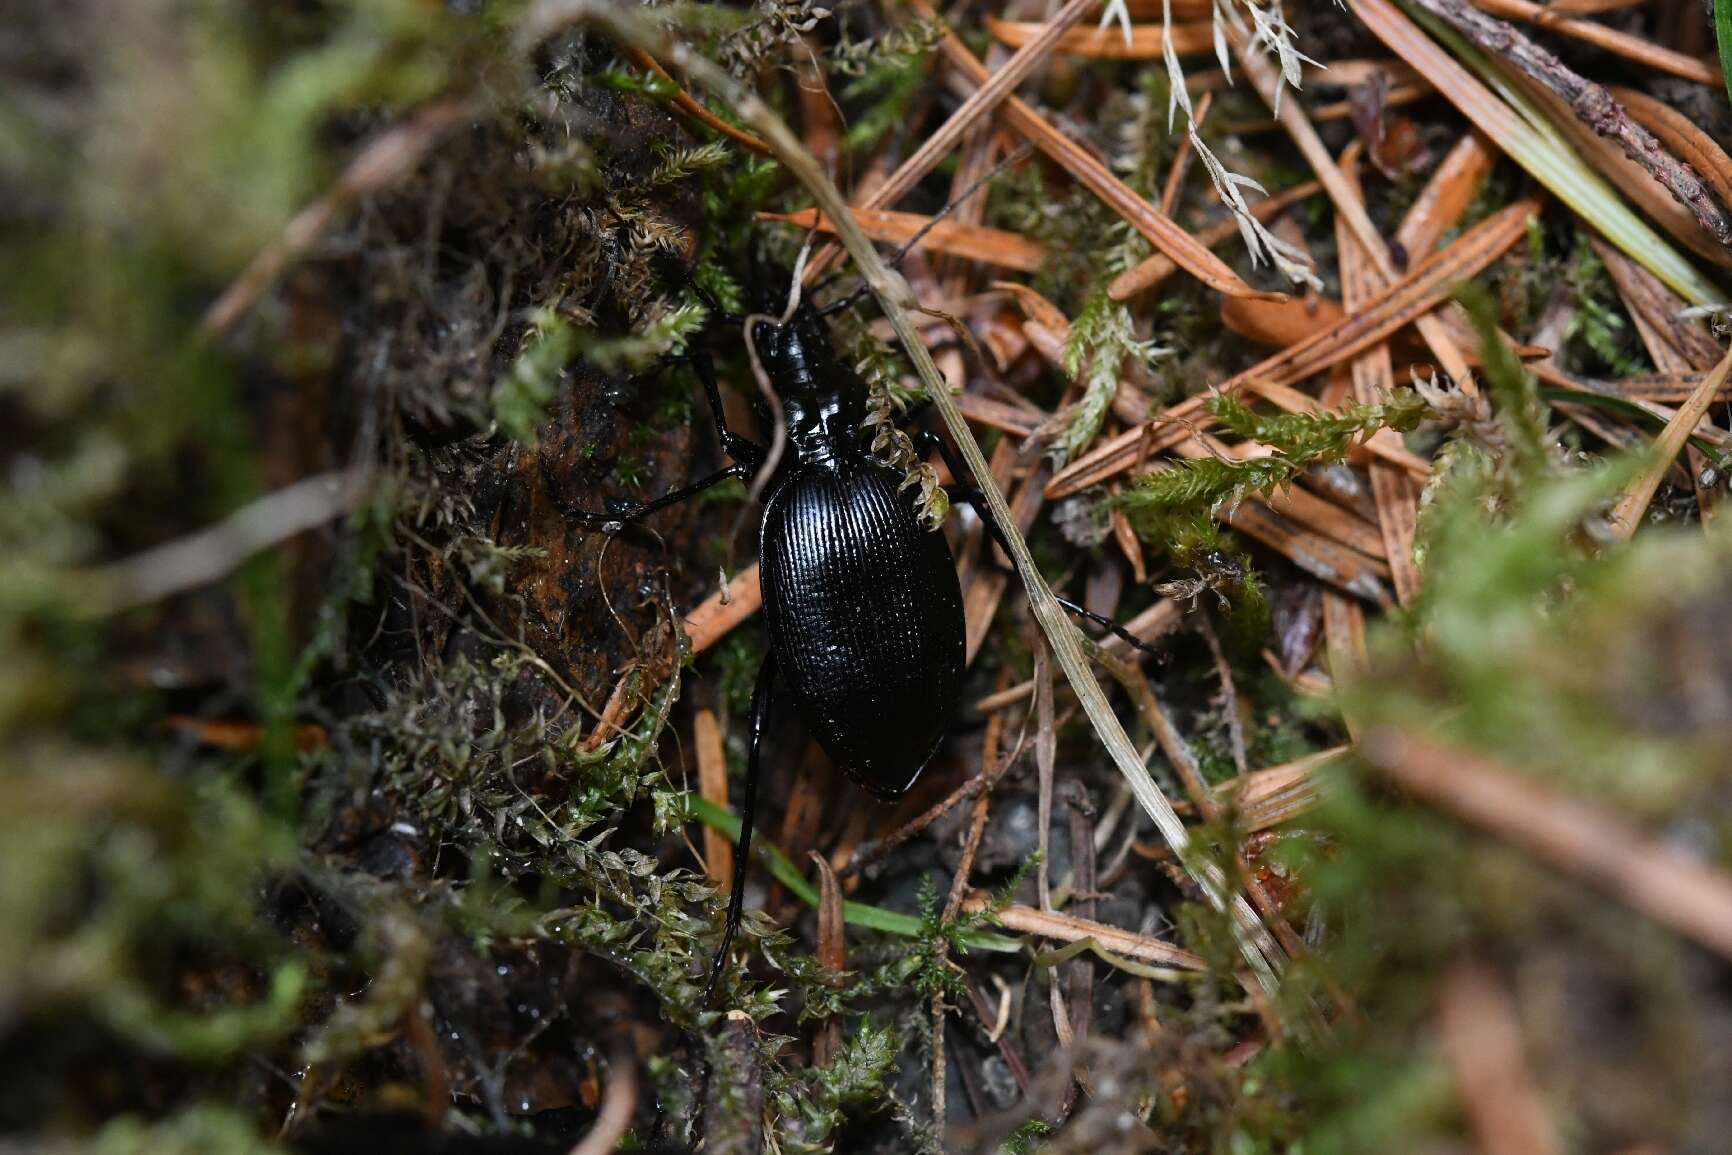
[1412, 0, 1732, 251]
[1361, 728, 1732, 961]
[201, 100, 470, 339]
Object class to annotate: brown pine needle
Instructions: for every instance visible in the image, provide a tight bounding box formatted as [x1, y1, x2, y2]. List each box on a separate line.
[619, 45, 771, 156]
[805, 0, 1098, 281]
[1436, 962, 1566, 1155]
[1361, 729, 1732, 962]
[694, 710, 732, 889]
[1052, 196, 1540, 498]
[1395, 132, 1496, 260]
[1338, 147, 1426, 606]
[985, 16, 1217, 59]
[684, 566, 761, 654]
[917, 0, 1283, 301]
[761, 208, 1042, 272]
[1608, 342, 1732, 539]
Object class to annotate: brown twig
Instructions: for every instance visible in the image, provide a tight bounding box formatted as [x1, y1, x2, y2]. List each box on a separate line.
[200, 100, 470, 339]
[1360, 728, 1732, 961]
[1467, 0, 1720, 85]
[1411, 0, 1732, 252]
[1436, 962, 1564, 1155]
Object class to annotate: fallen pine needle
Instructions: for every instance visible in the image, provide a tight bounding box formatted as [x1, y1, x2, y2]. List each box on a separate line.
[1608, 342, 1732, 539]
[1360, 728, 1732, 962]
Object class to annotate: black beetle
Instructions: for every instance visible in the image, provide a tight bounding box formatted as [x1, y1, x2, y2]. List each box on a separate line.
[559, 268, 1157, 1000]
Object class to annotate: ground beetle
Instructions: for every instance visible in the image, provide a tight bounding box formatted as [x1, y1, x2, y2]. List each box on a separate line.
[559, 265, 1158, 1001]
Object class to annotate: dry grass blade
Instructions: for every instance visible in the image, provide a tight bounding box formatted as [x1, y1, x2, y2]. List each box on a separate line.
[761, 208, 1042, 272]
[694, 710, 732, 889]
[986, 16, 1217, 58]
[1052, 196, 1538, 497]
[1360, 729, 1732, 961]
[1436, 962, 1565, 1155]
[976, 902, 1209, 970]
[1608, 343, 1732, 539]
[684, 566, 761, 654]
[919, 0, 1283, 301]
[1468, 0, 1720, 85]
[1349, 0, 1724, 305]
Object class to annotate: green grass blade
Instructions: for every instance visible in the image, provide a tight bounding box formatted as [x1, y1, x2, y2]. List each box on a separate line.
[688, 795, 1024, 953]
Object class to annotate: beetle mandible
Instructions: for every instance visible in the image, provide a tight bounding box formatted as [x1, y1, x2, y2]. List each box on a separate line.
[559, 263, 1158, 1003]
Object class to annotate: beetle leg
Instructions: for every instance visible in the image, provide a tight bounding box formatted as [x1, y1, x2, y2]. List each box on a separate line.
[690, 347, 766, 471]
[706, 650, 777, 1006]
[551, 461, 756, 531]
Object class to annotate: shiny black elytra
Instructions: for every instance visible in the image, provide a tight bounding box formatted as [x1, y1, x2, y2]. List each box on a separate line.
[564, 287, 1153, 1002]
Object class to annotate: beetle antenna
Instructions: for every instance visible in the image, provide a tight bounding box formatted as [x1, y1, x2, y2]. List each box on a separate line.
[813, 143, 1033, 318]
